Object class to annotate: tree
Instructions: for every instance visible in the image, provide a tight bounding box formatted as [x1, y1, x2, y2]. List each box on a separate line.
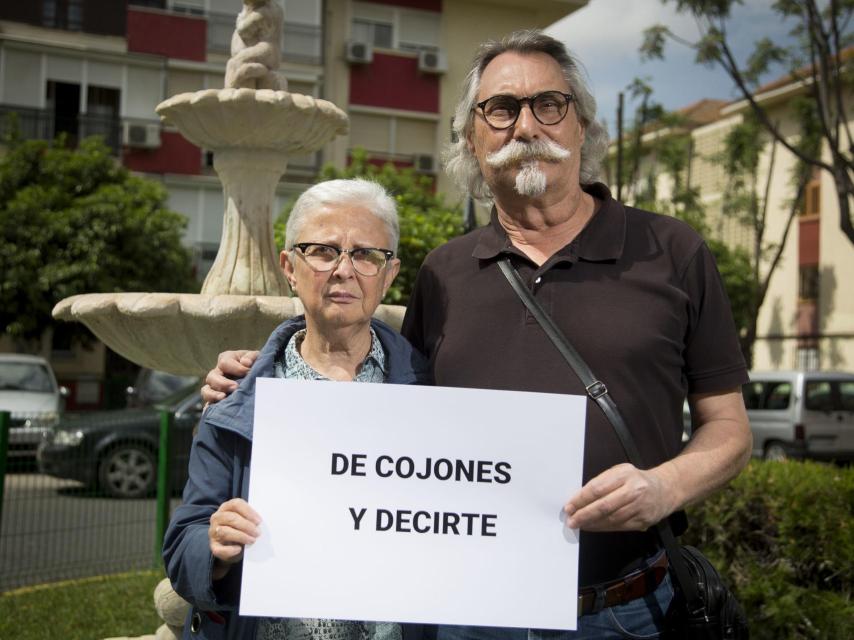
[641, 0, 854, 246]
[610, 87, 756, 347]
[612, 76, 830, 365]
[617, 77, 668, 204]
[274, 148, 465, 305]
[0, 133, 196, 348]
[718, 100, 823, 365]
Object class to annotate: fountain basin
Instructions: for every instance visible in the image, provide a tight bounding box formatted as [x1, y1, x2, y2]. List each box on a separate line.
[156, 89, 348, 151]
[53, 293, 406, 376]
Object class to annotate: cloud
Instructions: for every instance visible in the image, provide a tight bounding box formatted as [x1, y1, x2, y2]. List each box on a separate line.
[546, 0, 700, 60]
[543, 0, 791, 131]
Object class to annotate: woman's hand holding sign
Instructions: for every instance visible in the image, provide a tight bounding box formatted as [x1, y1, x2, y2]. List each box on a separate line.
[209, 498, 262, 580]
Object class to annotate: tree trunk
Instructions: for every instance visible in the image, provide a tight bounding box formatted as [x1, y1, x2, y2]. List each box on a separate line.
[833, 160, 854, 245]
[740, 301, 759, 370]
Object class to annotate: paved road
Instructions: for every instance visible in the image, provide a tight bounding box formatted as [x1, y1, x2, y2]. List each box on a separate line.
[0, 472, 180, 592]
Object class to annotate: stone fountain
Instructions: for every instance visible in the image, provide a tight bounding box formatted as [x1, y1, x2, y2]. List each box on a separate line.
[52, 0, 405, 376]
[53, 3, 407, 640]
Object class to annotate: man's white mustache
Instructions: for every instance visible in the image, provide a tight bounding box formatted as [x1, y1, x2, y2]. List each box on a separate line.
[485, 139, 571, 168]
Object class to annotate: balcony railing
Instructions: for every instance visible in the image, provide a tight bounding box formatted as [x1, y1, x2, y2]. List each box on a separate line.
[207, 12, 322, 65]
[1, 106, 123, 154]
[0, 105, 54, 142]
[80, 114, 123, 151]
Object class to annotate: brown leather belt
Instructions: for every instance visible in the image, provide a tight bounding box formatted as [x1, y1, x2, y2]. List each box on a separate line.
[577, 552, 669, 616]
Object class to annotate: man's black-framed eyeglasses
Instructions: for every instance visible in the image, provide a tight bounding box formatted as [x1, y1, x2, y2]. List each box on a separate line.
[475, 91, 575, 130]
[293, 243, 395, 277]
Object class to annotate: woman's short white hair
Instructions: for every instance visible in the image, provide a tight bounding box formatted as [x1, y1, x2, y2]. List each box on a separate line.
[284, 178, 399, 252]
[444, 29, 610, 201]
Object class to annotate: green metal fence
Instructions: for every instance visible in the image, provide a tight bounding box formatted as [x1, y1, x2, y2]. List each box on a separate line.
[0, 409, 186, 592]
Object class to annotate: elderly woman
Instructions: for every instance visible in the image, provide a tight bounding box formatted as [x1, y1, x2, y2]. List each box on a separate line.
[163, 178, 430, 640]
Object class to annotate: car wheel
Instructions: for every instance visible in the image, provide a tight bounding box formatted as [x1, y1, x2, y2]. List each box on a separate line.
[764, 442, 789, 462]
[98, 444, 157, 498]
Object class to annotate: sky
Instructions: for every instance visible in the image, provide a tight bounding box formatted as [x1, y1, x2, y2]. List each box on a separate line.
[544, 0, 796, 134]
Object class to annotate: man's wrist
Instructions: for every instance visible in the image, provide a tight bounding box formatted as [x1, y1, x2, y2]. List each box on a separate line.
[649, 460, 684, 518]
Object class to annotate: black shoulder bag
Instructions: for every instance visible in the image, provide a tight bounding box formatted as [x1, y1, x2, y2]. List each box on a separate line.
[498, 257, 748, 640]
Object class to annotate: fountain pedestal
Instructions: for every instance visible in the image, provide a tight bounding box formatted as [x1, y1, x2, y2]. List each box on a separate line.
[204, 149, 290, 296]
[53, 88, 405, 376]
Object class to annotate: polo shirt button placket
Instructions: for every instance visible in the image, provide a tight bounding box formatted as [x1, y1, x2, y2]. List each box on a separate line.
[525, 274, 545, 324]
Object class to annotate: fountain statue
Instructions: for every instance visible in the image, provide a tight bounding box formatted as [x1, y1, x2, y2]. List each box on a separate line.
[52, 0, 406, 377]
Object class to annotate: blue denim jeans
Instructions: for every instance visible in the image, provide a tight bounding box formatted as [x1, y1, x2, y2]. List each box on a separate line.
[436, 573, 674, 640]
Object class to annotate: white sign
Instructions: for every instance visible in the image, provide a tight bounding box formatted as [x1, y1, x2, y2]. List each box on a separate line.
[241, 378, 586, 630]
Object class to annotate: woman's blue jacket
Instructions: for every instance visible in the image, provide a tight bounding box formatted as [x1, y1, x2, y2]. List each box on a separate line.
[163, 315, 430, 640]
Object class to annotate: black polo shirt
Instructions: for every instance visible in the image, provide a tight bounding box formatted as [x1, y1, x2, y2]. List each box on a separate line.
[400, 182, 748, 585]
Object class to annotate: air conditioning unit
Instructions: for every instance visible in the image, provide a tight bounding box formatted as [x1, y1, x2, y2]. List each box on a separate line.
[413, 153, 437, 174]
[122, 122, 161, 149]
[345, 40, 373, 64]
[418, 49, 447, 74]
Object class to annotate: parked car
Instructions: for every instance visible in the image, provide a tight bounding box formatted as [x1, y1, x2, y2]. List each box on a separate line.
[37, 379, 202, 498]
[126, 368, 198, 408]
[743, 370, 854, 461]
[0, 354, 68, 458]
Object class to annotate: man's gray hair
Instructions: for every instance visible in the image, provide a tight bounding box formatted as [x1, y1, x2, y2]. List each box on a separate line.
[444, 29, 609, 200]
[285, 179, 399, 252]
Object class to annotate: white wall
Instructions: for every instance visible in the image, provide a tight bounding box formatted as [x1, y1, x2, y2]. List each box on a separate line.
[2, 49, 43, 108]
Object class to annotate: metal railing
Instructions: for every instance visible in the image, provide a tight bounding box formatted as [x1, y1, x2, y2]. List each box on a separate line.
[0, 410, 181, 592]
[0, 106, 122, 154]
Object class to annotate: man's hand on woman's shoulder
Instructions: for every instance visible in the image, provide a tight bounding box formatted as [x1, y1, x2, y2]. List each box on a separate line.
[201, 349, 260, 404]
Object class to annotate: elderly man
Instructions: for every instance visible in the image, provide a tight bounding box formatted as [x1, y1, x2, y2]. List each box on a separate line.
[204, 30, 752, 639]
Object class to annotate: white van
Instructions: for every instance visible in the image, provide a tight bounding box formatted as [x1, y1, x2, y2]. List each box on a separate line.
[0, 354, 67, 457]
[744, 370, 854, 461]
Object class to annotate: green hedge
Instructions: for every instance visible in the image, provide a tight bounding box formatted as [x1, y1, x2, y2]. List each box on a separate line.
[685, 460, 854, 639]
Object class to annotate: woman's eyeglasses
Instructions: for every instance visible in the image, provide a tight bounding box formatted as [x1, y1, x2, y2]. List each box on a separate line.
[293, 243, 394, 277]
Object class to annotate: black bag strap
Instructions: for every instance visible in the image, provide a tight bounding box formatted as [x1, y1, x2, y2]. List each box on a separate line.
[497, 256, 706, 614]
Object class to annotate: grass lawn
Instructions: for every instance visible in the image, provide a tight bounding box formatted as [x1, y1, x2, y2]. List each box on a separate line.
[0, 569, 164, 640]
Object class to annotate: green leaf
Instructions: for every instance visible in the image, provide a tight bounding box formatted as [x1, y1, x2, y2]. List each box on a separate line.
[639, 25, 669, 61]
[696, 28, 725, 65]
[0, 132, 196, 347]
[744, 38, 788, 86]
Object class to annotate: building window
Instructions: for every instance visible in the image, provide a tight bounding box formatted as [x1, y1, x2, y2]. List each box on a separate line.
[397, 10, 441, 53]
[801, 169, 821, 217]
[352, 18, 393, 48]
[51, 323, 75, 356]
[798, 265, 819, 301]
[84, 86, 121, 152]
[67, 0, 82, 30]
[46, 80, 81, 145]
[42, 0, 84, 31]
[43, 0, 57, 27]
[796, 347, 820, 371]
[351, 4, 440, 52]
[172, 2, 205, 17]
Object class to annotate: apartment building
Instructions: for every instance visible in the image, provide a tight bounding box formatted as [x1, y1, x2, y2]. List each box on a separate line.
[0, 0, 586, 406]
[616, 67, 854, 371]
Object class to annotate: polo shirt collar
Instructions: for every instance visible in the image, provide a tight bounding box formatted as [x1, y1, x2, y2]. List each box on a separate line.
[471, 182, 626, 263]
